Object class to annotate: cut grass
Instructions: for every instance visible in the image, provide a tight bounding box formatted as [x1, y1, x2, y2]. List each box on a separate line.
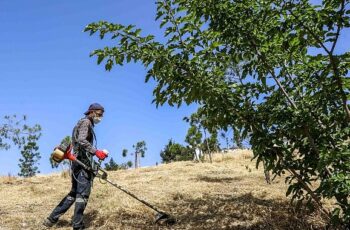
[0, 150, 331, 229]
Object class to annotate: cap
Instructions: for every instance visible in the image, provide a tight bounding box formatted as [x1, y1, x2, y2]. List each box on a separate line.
[84, 103, 105, 115]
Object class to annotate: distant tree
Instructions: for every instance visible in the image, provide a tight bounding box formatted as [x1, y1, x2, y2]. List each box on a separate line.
[184, 110, 216, 162]
[185, 125, 203, 161]
[122, 148, 128, 157]
[133, 141, 147, 168]
[105, 149, 133, 171]
[126, 160, 133, 168]
[0, 115, 42, 177]
[233, 127, 243, 149]
[220, 132, 231, 151]
[185, 126, 202, 148]
[104, 157, 119, 171]
[18, 134, 41, 177]
[202, 131, 220, 154]
[160, 139, 192, 163]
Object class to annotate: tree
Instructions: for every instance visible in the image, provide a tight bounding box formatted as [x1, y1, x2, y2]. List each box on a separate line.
[105, 158, 132, 171]
[202, 131, 220, 154]
[220, 131, 232, 151]
[18, 133, 41, 177]
[104, 157, 119, 171]
[184, 110, 215, 162]
[133, 141, 147, 168]
[126, 160, 133, 168]
[233, 126, 243, 149]
[0, 115, 42, 177]
[122, 148, 128, 157]
[104, 149, 133, 170]
[85, 0, 350, 225]
[185, 125, 202, 157]
[160, 139, 192, 163]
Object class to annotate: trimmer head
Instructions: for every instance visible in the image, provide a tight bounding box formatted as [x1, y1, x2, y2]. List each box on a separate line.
[154, 212, 176, 225]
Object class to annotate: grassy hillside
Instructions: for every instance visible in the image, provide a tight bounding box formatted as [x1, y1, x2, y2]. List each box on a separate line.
[0, 150, 329, 229]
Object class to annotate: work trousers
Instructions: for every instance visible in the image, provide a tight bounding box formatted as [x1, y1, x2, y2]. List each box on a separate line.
[48, 168, 94, 229]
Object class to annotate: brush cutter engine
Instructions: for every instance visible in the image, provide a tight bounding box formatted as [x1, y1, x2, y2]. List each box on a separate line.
[51, 142, 75, 163]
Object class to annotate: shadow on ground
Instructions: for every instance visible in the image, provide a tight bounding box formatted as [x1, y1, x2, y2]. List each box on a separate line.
[92, 192, 332, 230]
[195, 175, 241, 183]
[161, 193, 331, 230]
[53, 210, 99, 229]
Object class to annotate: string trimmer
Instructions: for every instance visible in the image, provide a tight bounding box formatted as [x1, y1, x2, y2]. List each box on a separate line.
[51, 144, 176, 225]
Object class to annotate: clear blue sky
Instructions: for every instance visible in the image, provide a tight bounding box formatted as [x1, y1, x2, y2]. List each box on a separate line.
[0, 0, 198, 175]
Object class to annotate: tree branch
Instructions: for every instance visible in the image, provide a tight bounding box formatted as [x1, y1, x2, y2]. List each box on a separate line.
[288, 8, 331, 56]
[288, 168, 331, 219]
[330, 0, 346, 54]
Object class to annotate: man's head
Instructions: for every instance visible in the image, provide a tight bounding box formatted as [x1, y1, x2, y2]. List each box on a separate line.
[84, 103, 105, 124]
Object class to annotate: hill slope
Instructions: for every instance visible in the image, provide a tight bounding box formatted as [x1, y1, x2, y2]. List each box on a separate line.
[0, 150, 328, 230]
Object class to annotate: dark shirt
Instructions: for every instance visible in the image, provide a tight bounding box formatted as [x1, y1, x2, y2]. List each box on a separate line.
[71, 117, 96, 169]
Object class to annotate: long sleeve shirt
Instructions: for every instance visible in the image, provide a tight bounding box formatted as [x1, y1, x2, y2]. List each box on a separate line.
[72, 117, 96, 168]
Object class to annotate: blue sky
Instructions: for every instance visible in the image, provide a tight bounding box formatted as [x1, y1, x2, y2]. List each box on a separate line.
[0, 0, 198, 175]
[0, 1, 348, 176]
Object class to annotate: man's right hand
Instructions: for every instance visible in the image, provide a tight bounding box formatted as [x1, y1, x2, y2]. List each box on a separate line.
[95, 150, 108, 160]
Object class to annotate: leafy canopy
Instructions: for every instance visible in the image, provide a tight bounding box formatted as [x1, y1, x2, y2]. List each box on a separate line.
[85, 0, 350, 225]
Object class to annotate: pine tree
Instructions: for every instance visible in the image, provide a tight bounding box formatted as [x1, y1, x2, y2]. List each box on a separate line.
[18, 134, 41, 177]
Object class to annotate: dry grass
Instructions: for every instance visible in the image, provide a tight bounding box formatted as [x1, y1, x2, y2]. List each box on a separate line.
[0, 150, 331, 229]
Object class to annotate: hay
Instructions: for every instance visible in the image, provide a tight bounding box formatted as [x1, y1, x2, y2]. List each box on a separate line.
[0, 150, 330, 229]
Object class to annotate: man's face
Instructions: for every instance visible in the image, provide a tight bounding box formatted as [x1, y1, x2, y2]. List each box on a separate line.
[93, 110, 104, 118]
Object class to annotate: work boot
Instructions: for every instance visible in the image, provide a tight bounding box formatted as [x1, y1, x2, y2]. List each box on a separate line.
[42, 218, 57, 227]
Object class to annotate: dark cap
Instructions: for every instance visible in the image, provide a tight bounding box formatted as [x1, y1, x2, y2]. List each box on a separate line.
[84, 103, 105, 115]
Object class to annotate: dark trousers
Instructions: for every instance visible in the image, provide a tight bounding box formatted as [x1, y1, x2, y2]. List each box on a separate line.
[48, 168, 94, 229]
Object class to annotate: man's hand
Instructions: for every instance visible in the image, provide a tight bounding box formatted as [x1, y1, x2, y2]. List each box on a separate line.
[95, 149, 109, 160]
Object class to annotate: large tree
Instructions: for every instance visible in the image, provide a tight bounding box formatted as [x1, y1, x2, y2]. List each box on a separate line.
[85, 0, 350, 225]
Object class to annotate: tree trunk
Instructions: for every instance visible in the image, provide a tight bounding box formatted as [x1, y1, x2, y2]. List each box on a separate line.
[203, 129, 212, 163]
[263, 160, 271, 184]
[135, 152, 138, 169]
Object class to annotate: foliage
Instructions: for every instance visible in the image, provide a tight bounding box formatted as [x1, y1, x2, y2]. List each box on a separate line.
[1, 115, 37, 150]
[122, 148, 128, 157]
[126, 160, 133, 168]
[160, 139, 192, 163]
[0, 115, 42, 177]
[104, 157, 131, 171]
[233, 127, 243, 149]
[133, 140, 147, 168]
[202, 131, 220, 154]
[18, 134, 41, 177]
[85, 0, 350, 225]
[185, 125, 202, 148]
[133, 141, 147, 158]
[220, 131, 233, 150]
[184, 109, 218, 162]
[104, 148, 133, 170]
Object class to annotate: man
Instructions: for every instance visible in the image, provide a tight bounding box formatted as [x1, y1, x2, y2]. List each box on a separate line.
[43, 103, 109, 230]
